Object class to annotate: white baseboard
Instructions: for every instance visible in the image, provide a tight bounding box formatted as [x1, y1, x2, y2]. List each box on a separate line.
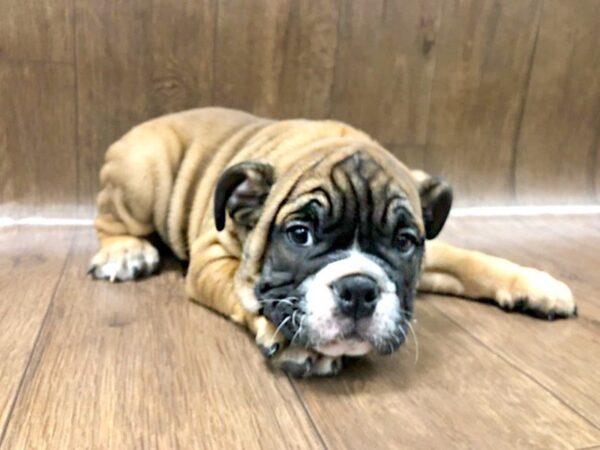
[0, 217, 94, 227]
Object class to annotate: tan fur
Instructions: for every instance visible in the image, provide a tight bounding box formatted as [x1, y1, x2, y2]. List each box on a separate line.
[91, 107, 576, 371]
[421, 241, 574, 315]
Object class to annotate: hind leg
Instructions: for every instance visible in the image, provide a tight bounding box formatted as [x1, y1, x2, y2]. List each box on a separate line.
[88, 125, 182, 282]
[88, 185, 161, 282]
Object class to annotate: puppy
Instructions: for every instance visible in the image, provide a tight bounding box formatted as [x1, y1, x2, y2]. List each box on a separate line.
[89, 108, 576, 377]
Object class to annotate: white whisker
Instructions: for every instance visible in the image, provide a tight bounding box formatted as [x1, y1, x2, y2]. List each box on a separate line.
[407, 321, 419, 365]
[261, 298, 296, 308]
[290, 314, 306, 346]
[271, 316, 291, 343]
[398, 325, 407, 350]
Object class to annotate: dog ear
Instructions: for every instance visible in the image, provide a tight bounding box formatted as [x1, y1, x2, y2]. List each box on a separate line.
[214, 161, 275, 231]
[414, 171, 453, 240]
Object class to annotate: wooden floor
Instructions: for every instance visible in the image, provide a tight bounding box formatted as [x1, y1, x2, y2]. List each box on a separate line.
[1, 216, 599, 449]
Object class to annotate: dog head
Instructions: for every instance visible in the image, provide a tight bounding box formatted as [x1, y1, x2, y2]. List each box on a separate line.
[214, 147, 452, 357]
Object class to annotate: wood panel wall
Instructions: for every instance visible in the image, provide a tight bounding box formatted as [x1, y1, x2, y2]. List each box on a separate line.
[1, 0, 599, 217]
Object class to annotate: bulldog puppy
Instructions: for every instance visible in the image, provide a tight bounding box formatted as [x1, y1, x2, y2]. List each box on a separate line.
[89, 108, 576, 377]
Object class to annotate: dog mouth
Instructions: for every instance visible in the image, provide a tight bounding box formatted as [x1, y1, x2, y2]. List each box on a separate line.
[260, 296, 408, 356]
[314, 318, 409, 356]
[315, 338, 372, 357]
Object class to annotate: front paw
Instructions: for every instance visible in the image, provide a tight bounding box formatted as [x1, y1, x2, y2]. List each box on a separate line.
[496, 268, 576, 319]
[252, 316, 343, 377]
[253, 316, 288, 358]
[272, 347, 343, 378]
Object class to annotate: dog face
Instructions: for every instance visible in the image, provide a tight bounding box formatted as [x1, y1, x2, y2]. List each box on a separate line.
[257, 154, 424, 356]
[214, 151, 452, 357]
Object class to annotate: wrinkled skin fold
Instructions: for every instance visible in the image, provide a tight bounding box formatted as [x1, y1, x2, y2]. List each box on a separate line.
[88, 107, 577, 377]
[257, 153, 424, 356]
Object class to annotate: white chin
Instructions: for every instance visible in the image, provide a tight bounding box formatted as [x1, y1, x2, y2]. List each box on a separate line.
[315, 339, 373, 357]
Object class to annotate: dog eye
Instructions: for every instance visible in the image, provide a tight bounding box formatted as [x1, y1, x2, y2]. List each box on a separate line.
[396, 231, 417, 254]
[286, 225, 313, 247]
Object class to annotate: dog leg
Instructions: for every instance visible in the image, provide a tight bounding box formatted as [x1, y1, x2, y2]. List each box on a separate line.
[88, 176, 161, 282]
[89, 179, 160, 282]
[420, 241, 576, 319]
[89, 126, 186, 281]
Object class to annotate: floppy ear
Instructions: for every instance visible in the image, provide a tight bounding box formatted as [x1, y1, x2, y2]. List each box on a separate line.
[414, 171, 453, 240]
[214, 161, 274, 231]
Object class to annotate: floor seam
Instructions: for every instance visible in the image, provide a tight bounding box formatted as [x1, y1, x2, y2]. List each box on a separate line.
[288, 376, 329, 450]
[429, 301, 600, 435]
[0, 231, 77, 447]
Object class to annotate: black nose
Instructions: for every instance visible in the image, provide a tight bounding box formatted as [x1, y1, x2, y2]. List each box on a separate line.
[332, 275, 380, 320]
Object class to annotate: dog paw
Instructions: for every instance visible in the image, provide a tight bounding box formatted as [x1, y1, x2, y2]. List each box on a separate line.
[251, 317, 342, 377]
[253, 316, 288, 358]
[88, 237, 159, 282]
[272, 347, 343, 378]
[496, 268, 576, 319]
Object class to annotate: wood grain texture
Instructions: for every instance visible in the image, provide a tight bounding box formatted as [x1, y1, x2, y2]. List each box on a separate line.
[2, 220, 600, 448]
[75, 0, 217, 206]
[212, 0, 292, 114]
[270, 0, 339, 119]
[75, 0, 153, 207]
[0, 227, 72, 437]
[213, 0, 339, 119]
[514, 0, 600, 205]
[330, 0, 444, 169]
[146, 0, 216, 115]
[424, 0, 542, 205]
[3, 0, 600, 212]
[0, 62, 77, 217]
[596, 141, 600, 202]
[433, 216, 600, 426]
[0, 0, 73, 62]
[1, 229, 323, 449]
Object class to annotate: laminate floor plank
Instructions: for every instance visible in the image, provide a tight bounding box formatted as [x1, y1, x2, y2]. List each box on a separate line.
[0, 227, 73, 438]
[426, 216, 600, 429]
[0, 229, 323, 450]
[2, 219, 599, 449]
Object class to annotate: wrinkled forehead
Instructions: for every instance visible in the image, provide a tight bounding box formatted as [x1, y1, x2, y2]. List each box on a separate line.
[275, 151, 422, 232]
